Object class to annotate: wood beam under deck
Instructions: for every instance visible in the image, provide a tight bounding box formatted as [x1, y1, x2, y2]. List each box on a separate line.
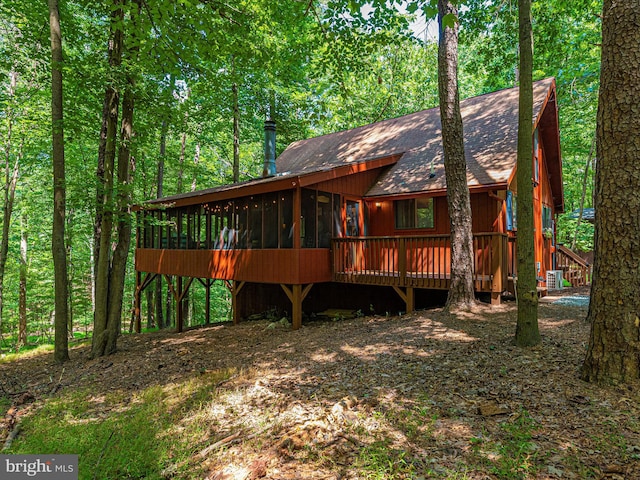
[224, 280, 246, 325]
[134, 272, 158, 333]
[280, 283, 314, 330]
[164, 275, 194, 332]
[197, 278, 215, 324]
[392, 286, 415, 314]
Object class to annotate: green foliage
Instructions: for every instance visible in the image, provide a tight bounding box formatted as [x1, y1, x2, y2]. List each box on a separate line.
[7, 370, 235, 479]
[557, 217, 594, 253]
[0, 0, 602, 350]
[356, 439, 416, 479]
[470, 410, 542, 479]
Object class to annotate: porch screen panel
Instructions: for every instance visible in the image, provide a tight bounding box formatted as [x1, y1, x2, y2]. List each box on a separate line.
[333, 194, 342, 237]
[249, 196, 263, 249]
[165, 210, 177, 248]
[234, 198, 248, 249]
[263, 193, 279, 248]
[211, 202, 222, 249]
[317, 191, 332, 248]
[280, 191, 293, 248]
[301, 188, 317, 248]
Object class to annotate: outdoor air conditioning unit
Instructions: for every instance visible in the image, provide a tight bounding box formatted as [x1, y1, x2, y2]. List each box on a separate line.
[546, 270, 564, 290]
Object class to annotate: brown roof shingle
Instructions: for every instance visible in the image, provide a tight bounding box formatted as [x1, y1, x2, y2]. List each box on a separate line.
[276, 78, 556, 197]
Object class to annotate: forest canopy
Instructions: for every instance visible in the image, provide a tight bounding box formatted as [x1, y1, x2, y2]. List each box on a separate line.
[0, 0, 600, 351]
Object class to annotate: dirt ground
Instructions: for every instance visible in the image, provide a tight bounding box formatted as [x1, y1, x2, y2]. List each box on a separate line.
[1, 287, 639, 479]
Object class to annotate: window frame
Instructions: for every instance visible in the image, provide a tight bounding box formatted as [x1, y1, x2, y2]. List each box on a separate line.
[394, 197, 435, 230]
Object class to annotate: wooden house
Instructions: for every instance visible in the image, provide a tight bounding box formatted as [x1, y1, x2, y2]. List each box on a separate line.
[133, 78, 571, 331]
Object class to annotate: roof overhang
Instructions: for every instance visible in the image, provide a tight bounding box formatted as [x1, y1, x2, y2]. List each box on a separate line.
[364, 182, 510, 201]
[134, 153, 401, 211]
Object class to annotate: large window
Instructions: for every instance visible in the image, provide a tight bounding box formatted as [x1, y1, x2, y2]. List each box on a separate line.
[394, 198, 434, 229]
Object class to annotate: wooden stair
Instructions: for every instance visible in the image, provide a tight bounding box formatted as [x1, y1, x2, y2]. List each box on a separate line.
[556, 245, 592, 287]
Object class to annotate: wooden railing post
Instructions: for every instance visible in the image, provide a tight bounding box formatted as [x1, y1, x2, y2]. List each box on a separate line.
[398, 237, 407, 286]
[490, 234, 505, 304]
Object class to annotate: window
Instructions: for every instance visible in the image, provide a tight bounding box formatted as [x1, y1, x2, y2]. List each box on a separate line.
[542, 204, 553, 243]
[533, 128, 540, 184]
[506, 191, 517, 231]
[542, 205, 552, 230]
[395, 198, 434, 229]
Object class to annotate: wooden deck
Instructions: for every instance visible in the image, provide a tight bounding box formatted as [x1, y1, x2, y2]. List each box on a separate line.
[331, 233, 509, 295]
[134, 233, 510, 332]
[135, 247, 332, 285]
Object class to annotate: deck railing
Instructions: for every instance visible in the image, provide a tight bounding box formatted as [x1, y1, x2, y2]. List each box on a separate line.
[332, 233, 508, 294]
[556, 244, 592, 286]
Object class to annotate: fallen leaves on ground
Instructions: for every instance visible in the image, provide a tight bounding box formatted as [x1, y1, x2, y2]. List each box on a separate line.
[1, 287, 639, 479]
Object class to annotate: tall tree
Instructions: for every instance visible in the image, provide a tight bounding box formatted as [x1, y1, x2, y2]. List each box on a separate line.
[437, 0, 476, 311]
[49, 0, 70, 362]
[514, 0, 540, 346]
[0, 71, 20, 337]
[18, 211, 28, 348]
[92, 0, 139, 357]
[582, 0, 640, 384]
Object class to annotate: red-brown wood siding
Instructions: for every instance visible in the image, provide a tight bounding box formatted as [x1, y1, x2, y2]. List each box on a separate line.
[313, 168, 383, 196]
[507, 133, 559, 285]
[135, 248, 331, 284]
[366, 192, 502, 237]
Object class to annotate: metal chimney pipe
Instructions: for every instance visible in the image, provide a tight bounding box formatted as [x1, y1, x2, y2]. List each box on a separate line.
[262, 119, 276, 177]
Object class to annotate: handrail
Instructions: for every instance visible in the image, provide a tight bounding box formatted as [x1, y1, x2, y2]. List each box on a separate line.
[556, 244, 591, 287]
[332, 233, 508, 293]
[556, 244, 589, 267]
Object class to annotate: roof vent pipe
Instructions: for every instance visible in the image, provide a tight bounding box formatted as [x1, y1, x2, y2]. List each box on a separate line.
[263, 119, 276, 177]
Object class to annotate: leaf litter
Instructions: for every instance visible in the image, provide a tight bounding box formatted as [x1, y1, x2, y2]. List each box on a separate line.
[1, 286, 639, 479]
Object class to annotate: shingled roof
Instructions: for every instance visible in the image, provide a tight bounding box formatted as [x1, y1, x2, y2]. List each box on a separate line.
[276, 78, 559, 198]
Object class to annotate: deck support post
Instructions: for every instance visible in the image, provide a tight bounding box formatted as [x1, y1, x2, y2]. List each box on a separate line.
[490, 234, 505, 305]
[491, 292, 501, 305]
[281, 283, 313, 330]
[197, 278, 215, 325]
[224, 280, 245, 325]
[135, 272, 158, 332]
[392, 286, 414, 314]
[164, 275, 194, 332]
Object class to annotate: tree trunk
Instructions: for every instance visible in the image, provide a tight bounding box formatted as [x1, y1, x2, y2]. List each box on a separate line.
[102, 77, 135, 355]
[165, 284, 173, 328]
[18, 211, 27, 348]
[93, 0, 140, 357]
[177, 130, 186, 193]
[94, 92, 109, 298]
[146, 288, 154, 329]
[437, 0, 476, 311]
[515, 0, 540, 347]
[155, 118, 167, 328]
[233, 82, 240, 183]
[582, 0, 640, 384]
[192, 143, 200, 191]
[92, 0, 125, 357]
[49, 0, 69, 363]
[0, 71, 19, 338]
[66, 210, 74, 337]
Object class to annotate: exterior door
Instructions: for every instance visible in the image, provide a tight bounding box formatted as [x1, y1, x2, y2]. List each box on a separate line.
[345, 200, 360, 237]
